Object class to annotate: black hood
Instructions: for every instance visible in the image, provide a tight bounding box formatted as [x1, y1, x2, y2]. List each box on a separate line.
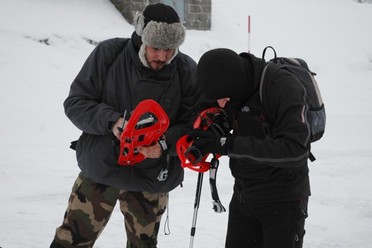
[197, 48, 255, 105]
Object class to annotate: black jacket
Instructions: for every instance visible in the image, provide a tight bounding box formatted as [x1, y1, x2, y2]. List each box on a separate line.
[227, 53, 311, 202]
[64, 38, 201, 193]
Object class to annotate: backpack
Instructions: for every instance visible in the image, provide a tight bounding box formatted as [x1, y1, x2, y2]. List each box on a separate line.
[260, 46, 326, 161]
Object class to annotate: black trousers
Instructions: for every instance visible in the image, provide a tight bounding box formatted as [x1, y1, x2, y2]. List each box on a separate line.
[225, 193, 308, 248]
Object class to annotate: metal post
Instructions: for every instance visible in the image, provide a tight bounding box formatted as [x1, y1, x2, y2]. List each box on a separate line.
[248, 15, 251, 53]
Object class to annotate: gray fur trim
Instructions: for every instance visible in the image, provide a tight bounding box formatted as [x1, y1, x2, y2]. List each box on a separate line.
[134, 13, 145, 36]
[141, 20, 186, 49]
[168, 48, 179, 63]
[138, 44, 149, 67]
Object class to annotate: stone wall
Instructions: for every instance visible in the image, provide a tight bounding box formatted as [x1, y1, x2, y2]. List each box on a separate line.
[109, 0, 211, 30]
[184, 0, 211, 30]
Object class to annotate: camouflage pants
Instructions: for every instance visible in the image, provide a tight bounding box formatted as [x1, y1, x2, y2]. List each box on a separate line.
[50, 173, 167, 248]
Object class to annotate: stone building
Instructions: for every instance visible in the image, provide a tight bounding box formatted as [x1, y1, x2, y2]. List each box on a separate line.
[109, 0, 211, 30]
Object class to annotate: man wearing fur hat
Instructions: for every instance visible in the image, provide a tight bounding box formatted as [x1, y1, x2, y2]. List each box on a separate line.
[188, 48, 311, 248]
[50, 3, 201, 247]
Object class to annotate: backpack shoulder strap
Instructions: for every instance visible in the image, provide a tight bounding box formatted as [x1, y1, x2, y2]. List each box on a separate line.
[104, 38, 130, 68]
[98, 38, 131, 105]
[259, 63, 283, 109]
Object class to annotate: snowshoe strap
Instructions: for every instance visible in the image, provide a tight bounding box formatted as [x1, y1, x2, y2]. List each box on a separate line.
[209, 157, 226, 213]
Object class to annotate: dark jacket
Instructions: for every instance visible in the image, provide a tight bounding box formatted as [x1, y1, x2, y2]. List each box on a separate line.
[228, 53, 311, 202]
[64, 38, 201, 193]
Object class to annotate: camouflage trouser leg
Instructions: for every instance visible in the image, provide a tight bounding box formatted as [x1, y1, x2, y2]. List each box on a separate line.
[51, 173, 168, 248]
[50, 173, 120, 248]
[119, 191, 168, 248]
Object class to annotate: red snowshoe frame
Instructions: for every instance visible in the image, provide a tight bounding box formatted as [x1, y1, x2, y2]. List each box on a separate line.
[176, 107, 223, 172]
[118, 99, 169, 166]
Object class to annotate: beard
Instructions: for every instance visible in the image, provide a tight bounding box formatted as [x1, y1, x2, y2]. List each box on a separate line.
[148, 60, 166, 71]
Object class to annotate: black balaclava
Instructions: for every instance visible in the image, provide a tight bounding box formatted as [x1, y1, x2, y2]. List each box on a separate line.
[197, 48, 253, 105]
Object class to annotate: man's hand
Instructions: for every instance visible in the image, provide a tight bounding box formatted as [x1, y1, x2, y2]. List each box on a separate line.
[138, 143, 163, 159]
[187, 129, 229, 156]
[112, 117, 127, 140]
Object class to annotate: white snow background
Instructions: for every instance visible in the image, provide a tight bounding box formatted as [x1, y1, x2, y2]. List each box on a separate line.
[1, 0, 372, 247]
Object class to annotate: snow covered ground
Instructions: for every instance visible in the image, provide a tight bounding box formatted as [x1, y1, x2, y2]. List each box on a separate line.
[0, 0, 372, 247]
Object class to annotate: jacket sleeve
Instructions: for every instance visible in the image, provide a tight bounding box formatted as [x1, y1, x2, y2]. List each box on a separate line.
[228, 69, 311, 168]
[164, 55, 203, 155]
[63, 39, 123, 135]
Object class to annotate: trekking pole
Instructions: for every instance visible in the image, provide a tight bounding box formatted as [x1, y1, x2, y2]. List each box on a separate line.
[189, 171, 204, 248]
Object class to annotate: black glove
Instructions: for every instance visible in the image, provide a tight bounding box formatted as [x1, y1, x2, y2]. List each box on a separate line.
[187, 129, 229, 157]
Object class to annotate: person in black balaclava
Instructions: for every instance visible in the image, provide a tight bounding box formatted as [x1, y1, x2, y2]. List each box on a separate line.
[189, 48, 311, 248]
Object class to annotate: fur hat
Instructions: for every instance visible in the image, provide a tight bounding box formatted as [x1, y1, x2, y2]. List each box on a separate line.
[197, 48, 252, 104]
[134, 3, 186, 49]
